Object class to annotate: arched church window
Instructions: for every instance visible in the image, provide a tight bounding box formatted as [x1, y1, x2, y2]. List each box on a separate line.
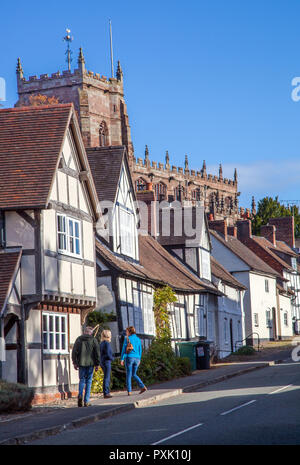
[175, 185, 185, 201]
[192, 188, 201, 201]
[136, 178, 147, 192]
[99, 121, 108, 147]
[154, 182, 167, 200]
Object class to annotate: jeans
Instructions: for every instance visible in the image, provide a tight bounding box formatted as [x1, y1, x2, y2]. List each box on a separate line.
[101, 361, 111, 395]
[125, 357, 145, 393]
[78, 366, 94, 403]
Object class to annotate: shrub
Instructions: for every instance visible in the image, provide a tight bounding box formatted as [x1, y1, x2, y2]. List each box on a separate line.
[110, 339, 192, 389]
[91, 367, 104, 394]
[0, 380, 34, 413]
[233, 345, 256, 356]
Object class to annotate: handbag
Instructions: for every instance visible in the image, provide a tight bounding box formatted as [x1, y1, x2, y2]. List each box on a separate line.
[126, 336, 133, 354]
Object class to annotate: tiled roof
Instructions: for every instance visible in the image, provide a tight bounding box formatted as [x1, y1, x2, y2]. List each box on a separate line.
[86, 146, 127, 204]
[252, 236, 294, 272]
[0, 249, 21, 315]
[211, 256, 247, 290]
[96, 235, 220, 294]
[0, 104, 72, 209]
[275, 240, 298, 257]
[210, 230, 280, 277]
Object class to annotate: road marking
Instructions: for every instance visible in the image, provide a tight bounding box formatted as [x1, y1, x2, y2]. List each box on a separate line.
[151, 422, 204, 445]
[268, 384, 293, 395]
[220, 400, 256, 416]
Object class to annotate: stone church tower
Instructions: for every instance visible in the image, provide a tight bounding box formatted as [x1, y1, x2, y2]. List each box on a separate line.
[15, 50, 134, 159]
[15, 51, 250, 224]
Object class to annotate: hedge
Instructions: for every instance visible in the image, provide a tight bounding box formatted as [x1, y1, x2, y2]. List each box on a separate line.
[0, 380, 35, 413]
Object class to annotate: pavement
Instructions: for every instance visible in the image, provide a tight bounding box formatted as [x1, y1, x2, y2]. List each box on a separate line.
[0, 343, 296, 445]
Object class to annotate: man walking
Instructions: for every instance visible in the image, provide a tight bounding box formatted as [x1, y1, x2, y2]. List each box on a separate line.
[72, 326, 100, 407]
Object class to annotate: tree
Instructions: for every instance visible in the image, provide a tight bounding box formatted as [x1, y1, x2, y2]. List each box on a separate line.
[252, 196, 300, 237]
[28, 94, 59, 106]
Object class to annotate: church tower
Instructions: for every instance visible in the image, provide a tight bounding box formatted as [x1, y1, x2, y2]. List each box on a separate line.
[15, 50, 134, 161]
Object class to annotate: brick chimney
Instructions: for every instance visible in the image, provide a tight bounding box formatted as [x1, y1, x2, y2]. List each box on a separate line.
[269, 217, 295, 249]
[260, 224, 276, 246]
[227, 226, 237, 238]
[209, 219, 228, 241]
[236, 219, 252, 241]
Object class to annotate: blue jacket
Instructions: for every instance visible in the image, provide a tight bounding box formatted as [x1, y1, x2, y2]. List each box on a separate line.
[100, 341, 114, 364]
[121, 334, 142, 361]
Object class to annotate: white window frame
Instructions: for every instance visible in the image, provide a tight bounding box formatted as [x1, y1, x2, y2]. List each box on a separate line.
[265, 279, 269, 293]
[57, 213, 82, 258]
[42, 312, 68, 354]
[254, 313, 259, 327]
[284, 312, 288, 326]
[266, 310, 272, 328]
[118, 205, 136, 258]
[195, 305, 206, 337]
[131, 284, 155, 336]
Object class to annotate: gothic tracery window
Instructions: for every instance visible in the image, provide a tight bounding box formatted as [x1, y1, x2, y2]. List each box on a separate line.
[192, 188, 201, 201]
[136, 177, 147, 192]
[154, 182, 167, 201]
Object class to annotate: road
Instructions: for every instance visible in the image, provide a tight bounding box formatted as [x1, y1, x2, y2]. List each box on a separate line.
[30, 359, 300, 445]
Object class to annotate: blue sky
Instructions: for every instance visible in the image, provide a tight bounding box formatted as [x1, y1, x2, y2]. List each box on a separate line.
[1, 0, 300, 209]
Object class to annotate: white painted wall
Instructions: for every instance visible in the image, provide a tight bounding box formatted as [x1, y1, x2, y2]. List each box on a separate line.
[5, 211, 35, 249]
[278, 294, 293, 338]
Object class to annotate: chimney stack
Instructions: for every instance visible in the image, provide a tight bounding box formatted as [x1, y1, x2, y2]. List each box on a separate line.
[236, 219, 252, 241]
[260, 224, 276, 247]
[227, 226, 237, 238]
[268, 217, 295, 249]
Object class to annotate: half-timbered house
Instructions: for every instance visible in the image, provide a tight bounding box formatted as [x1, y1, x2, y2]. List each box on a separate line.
[87, 146, 221, 353]
[0, 104, 99, 402]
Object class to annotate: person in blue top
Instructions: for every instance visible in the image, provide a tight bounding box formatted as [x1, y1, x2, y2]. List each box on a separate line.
[100, 329, 114, 399]
[120, 326, 147, 396]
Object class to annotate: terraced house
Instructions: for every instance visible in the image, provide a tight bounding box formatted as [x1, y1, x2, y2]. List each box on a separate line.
[0, 104, 99, 403]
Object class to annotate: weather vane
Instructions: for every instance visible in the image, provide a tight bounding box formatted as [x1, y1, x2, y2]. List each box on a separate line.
[63, 28, 73, 71]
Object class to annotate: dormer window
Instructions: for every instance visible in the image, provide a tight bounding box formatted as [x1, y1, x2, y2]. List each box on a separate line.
[292, 257, 298, 271]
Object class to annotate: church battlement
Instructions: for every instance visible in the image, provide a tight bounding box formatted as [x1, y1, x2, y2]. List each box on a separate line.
[132, 150, 237, 188]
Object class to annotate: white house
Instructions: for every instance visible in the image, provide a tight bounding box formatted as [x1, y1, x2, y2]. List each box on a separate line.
[209, 220, 280, 345]
[0, 104, 100, 403]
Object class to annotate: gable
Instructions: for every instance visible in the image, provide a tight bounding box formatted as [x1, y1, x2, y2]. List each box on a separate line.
[49, 129, 93, 216]
[211, 235, 250, 272]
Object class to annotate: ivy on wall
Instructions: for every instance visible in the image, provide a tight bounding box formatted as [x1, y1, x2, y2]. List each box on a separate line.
[153, 285, 177, 341]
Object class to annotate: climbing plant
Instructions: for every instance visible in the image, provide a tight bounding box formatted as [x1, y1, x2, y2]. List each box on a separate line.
[153, 285, 177, 341]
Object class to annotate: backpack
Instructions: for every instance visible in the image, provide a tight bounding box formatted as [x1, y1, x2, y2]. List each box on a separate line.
[126, 336, 133, 354]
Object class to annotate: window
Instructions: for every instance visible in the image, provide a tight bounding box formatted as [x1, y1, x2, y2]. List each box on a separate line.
[254, 313, 259, 327]
[266, 310, 272, 328]
[292, 258, 298, 271]
[99, 121, 108, 147]
[43, 313, 68, 353]
[195, 305, 205, 337]
[119, 207, 135, 257]
[154, 182, 167, 201]
[192, 188, 201, 201]
[265, 279, 269, 293]
[136, 178, 147, 192]
[122, 284, 155, 336]
[201, 249, 211, 280]
[57, 214, 81, 257]
[284, 312, 288, 326]
[224, 318, 228, 344]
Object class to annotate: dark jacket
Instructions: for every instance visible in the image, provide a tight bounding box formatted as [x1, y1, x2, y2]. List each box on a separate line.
[100, 341, 114, 364]
[72, 334, 100, 367]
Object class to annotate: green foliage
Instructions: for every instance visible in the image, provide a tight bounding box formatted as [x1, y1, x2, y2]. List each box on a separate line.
[153, 286, 177, 341]
[91, 367, 104, 394]
[233, 345, 256, 356]
[252, 196, 300, 237]
[86, 310, 117, 341]
[0, 380, 34, 413]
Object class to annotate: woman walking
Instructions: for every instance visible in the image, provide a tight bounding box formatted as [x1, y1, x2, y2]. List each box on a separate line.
[100, 329, 114, 399]
[120, 326, 147, 396]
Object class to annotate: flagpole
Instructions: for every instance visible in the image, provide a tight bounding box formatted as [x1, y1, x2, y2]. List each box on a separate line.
[109, 20, 114, 78]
